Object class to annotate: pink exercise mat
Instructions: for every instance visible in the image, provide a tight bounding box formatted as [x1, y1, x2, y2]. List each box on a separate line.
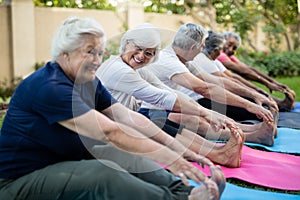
[191, 145, 300, 191]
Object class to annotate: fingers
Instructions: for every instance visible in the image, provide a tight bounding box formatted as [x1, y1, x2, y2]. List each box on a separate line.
[178, 172, 190, 186]
[263, 109, 274, 124]
[197, 156, 214, 167]
[170, 159, 208, 185]
[203, 178, 220, 200]
[177, 167, 207, 185]
[225, 118, 239, 131]
[254, 105, 273, 124]
[187, 152, 214, 167]
[210, 165, 226, 195]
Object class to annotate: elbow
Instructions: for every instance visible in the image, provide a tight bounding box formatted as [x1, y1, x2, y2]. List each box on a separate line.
[104, 126, 122, 144]
[99, 121, 121, 143]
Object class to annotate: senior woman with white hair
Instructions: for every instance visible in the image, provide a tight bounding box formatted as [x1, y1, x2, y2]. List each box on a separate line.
[0, 17, 226, 200]
[96, 23, 245, 172]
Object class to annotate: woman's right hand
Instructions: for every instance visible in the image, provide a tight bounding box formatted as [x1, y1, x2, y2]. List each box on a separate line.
[167, 156, 210, 186]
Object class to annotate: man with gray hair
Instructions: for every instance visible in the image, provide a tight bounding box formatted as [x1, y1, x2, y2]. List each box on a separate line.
[218, 31, 295, 111]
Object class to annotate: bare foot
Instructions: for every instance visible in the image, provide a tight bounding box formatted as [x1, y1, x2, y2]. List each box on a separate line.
[210, 165, 226, 196]
[240, 121, 274, 146]
[272, 110, 278, 138]
[208, 128, 244, 168]
[273, 91, 295, 111]
[189, 179, 219, 200]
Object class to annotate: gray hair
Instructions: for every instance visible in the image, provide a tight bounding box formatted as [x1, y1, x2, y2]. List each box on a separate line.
[172, 23, 208, 50]
[203, 30, 225, 54]
[222, 31, 242, 47]
[119, 23, 161, 63]
[51, 16, 106, 61]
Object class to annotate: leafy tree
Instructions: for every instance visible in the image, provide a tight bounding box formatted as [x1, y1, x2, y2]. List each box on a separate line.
[13, 0, 300, 51]
[184, 0, 299, 51]
[144, 0, 299, 51]
[33, 0, 115, 10]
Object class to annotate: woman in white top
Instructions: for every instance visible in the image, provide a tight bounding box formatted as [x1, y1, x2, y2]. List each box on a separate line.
[96, 23, 244, 168]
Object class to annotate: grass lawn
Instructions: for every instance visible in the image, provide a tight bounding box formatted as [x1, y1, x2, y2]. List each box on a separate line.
[0, 115, 3, 128]
[0, 76, 299, 195]
[253, 76, 300, 102]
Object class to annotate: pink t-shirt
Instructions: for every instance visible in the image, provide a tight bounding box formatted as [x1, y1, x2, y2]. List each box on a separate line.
[217, 52, 239, 63]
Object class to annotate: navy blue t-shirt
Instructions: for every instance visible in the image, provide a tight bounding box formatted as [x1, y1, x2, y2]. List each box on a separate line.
[0, 62, 117, 179]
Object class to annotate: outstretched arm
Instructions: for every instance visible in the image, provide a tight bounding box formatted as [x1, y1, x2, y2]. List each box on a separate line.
[59, 107, 211, 185]
[171, 72, 274, 124]
[103, 103, 214, 166]
[222, 59, 283, 92]
[195, 69, 278, 112]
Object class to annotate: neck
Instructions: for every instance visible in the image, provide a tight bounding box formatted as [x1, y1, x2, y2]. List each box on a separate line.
[203, 50, 213, 60]
[173, 46, 187, 64]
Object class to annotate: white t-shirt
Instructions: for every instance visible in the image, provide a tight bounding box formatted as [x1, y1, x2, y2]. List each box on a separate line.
[147, 45, 203, 100]
[181, 53, 228, 100]
[147, 45, 190, 92]
[214, 59, 227, 73]
[96, 55, 178, 111]
[188, 53, 219, 74]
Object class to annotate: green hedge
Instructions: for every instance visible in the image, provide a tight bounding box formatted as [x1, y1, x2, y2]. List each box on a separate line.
[238, 50, 300, 78]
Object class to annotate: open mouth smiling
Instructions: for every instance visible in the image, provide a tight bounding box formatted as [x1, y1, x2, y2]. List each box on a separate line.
[133, 56, 143, 64]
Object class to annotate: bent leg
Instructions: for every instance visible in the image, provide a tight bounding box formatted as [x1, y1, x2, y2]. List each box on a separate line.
[91, 145, 179, 186]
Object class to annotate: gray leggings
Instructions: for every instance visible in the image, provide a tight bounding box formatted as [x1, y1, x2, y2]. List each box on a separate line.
[0, 145, 193, 200]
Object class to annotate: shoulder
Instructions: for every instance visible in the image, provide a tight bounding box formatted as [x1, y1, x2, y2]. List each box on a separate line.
[97, 56, 135, 78]
[217, 52, 231, 62]
[214, 60, 227, 72]
[230, 55, 239, 62]
[16, 62, 73, 101]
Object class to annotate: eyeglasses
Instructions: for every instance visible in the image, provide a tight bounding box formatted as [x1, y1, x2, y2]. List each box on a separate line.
[131, 42, 156, 59]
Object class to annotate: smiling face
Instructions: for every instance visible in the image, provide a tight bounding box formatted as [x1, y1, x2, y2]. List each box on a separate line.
[61, 34, 104, 84]
[121, 40, 156, 70]
[223, 36, 239, 57]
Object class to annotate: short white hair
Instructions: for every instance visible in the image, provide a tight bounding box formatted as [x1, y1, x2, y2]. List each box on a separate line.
[222, 31, 242, 47]
[51, 16, 106, 61]
[119, 23, 161, 63]
[172, 23, 208, 50]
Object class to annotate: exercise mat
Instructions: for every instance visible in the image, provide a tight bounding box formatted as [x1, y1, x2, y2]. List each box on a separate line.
[190, 145, 300, 191]
[277, 112, 300, 129]
[291, 102, 300, 113]
[188, 180, 300, 200]
[244, 127, 300, 154]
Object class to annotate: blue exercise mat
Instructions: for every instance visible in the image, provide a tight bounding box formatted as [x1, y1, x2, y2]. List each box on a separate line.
[278, 112, 300, 129]
[245, 127, 300, 154]
[291, 102, 300, 113]
[188, 180, 300, 200]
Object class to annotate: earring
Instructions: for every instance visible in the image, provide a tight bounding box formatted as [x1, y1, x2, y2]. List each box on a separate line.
[63, 53, 69, 61]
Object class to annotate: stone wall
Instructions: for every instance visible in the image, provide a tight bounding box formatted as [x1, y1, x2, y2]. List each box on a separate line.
[0, 0, 270, 83]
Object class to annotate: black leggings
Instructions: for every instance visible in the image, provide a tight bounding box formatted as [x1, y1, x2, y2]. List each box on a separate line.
[197, 98, 262, 122]
[139, 108, 185, 137]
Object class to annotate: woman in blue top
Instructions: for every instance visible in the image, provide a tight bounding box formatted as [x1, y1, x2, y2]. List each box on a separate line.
[0, 17, 224, 200]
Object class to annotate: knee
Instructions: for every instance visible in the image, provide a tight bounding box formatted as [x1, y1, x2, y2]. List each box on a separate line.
[87, 159, 126, 176]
